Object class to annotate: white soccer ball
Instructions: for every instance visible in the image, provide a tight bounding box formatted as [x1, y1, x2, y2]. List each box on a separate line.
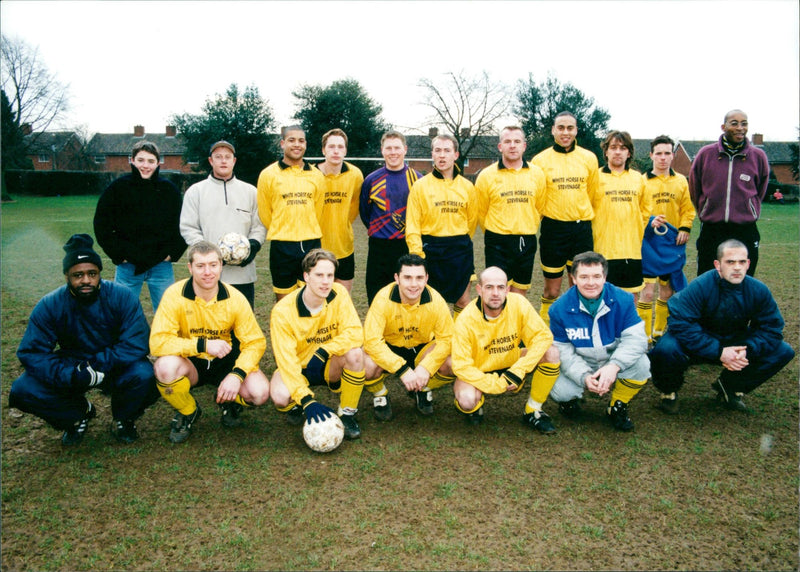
[217, 232, 250, 265]
[302, 415, 345, 453]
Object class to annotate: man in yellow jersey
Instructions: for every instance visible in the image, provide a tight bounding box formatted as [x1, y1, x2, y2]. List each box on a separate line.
[637, 135, 696, 340]
[532, 112, 599, 324]
[269, 249, 367, 440]
[150, 241, 270, 444]
[315, 129, 364, 292]
[257, 125, 326, 301]
[406, 134, 477, 315]
[475, 126, 546, 295]
[363, 254, 455, 419]
[592, 130, 651, 293]
[452, 267, 560, 433]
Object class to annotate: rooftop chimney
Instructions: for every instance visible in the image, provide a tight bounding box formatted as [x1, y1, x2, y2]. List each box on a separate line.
[752, 133, 763, 145]
[21, 123, 32, 136]
[428, 127, 438, 138]
[134, 125, 144, 137]
[165, 125, 176, 137]
[460, 127, 471, 138]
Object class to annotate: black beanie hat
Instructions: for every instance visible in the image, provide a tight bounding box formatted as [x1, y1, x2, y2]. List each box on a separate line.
[62, 234, 103, 274]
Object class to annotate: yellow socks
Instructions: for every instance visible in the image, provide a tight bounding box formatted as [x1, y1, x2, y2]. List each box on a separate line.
[610, 378, 647, 405]
[427, 371, 456, 390]
[539, 296, 556, 325]
[156, 376, 197, 415]
[339, 368, 366, 412]
[453, 305, 464, 319]
[654, 298, 669, 337]
[365, 373, 388, 397]
[454, 394, 484, 415]
[636, 300, 653, 339]
[525, 362, 560, 413]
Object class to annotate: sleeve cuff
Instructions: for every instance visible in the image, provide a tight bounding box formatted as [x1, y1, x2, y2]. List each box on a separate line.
[231, 367, 246, 382]
[197, 337, 207, 353]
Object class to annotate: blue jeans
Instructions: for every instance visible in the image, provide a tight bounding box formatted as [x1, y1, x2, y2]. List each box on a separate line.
[115, 261, 174, 312]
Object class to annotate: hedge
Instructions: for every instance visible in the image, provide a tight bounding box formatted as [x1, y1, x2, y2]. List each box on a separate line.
[3, 170, 207, 197]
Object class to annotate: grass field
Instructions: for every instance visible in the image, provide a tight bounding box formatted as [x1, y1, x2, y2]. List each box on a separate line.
[1, 195, 798, 571]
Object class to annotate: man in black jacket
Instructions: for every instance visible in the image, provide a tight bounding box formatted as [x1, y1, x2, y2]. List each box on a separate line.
[94, 140, 186, 312]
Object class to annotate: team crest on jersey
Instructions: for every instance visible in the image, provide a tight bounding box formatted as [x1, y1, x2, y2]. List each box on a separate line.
[565, 327, 590, 340]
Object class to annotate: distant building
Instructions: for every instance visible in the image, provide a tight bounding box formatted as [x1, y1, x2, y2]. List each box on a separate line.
[86, 125, 194, 173]
[23, 127, 87, 171]
[405, 128, 500, 178]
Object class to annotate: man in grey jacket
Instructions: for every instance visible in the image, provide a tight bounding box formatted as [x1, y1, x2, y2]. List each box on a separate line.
[180, 141, 266, 307]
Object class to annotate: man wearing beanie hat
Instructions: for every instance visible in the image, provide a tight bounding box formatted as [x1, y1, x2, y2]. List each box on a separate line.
[180, 140, 266, 308]
[8, 234, 159, 446]
[94, 140, 187, 313]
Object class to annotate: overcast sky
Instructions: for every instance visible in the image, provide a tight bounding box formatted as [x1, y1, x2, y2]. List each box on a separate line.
[2, 0, 798, 143]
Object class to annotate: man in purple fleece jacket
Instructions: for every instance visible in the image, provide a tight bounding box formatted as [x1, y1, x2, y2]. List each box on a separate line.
[689, 109, 769, 277]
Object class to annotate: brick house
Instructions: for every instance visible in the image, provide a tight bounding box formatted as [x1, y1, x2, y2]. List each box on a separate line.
[86, 125, 194, 173]
[405, 128, 500, 178]
[23, 129, 87, 171]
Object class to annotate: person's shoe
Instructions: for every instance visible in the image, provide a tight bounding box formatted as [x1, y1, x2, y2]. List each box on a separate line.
[523, 411, 556, 434]
[339, 413, 361, 440]
[286, 404, 305, 426]
[658, 392, 679, 415]
[558, 398, 582, 419]
[169, 405, 202, 444]
[414, 390, 434, 416]
[220, 402, 244, 428]
[111, 419, 139, 444]
[372, 394, 393, 422]
[712, 378, 748, 412]
[62, 402, 97, 446]
[465, 406, 484, 426]
[607, 400, 634, 431]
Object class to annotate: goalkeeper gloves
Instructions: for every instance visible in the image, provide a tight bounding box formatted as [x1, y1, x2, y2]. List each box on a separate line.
[73, 361, 105, 389]
[300, 395, 334, 424]
[239, 239, 262, 267]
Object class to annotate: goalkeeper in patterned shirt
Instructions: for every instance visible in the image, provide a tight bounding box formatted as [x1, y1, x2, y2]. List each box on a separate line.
[363, 254, 455, 419]
[150, 241, 270, 444]
[452, 267, 561, 433]
[269, 249, 368, 440]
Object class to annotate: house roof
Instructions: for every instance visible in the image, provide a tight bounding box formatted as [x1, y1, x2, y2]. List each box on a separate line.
[405, 134, 500, 159]
[87, 132, 186, 156]
[24, 131, 80, 153]
[677, 139, 796, 164]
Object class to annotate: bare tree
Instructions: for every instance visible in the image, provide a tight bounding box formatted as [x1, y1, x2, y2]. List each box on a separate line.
[419, 70, 509, 167]
[1, 34, 70, 144]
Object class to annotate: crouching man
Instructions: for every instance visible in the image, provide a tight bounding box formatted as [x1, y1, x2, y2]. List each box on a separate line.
[9, 234, 158, 445]
[150, 241, 270, 443]
[548, 251, 650, 431]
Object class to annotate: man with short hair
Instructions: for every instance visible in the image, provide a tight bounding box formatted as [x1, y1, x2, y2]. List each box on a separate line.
[649, 239, 794, 414]
[475, 126, 547, 295]
[452, 267, 561, 433]
[532, 112, 600, 324]
[257, 126, 326, 301]
[9, 234, 158, 445]
[406, 134, 477, 315]
[548, 251, 650, 432]
[315, 129, 364, 292]
[593, 130, 651, 293]
[180, 140, 266, 308]
[360, 131, 421, 304]
[150, 241, 270, 443]
[94, 140, 187, 312]
[363, 254, 455, 419]
[690, 109, 769, 276]
[637, 135, 696, 340]
[269, 249, 368, 440]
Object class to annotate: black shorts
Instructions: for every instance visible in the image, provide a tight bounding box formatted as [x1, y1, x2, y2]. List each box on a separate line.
[539, 217, 593, 278]
[270, 239, 322, 294]
[301, 350, 331, 386]
[366, 237, 409, 305]
[606, 258, 643, 291]
[189, 350, 239, 387]
[422, 234, 474, 304]
[387, 341, 429, 371]
[336, 253, 355, 281]
[484, 230, 537, 289]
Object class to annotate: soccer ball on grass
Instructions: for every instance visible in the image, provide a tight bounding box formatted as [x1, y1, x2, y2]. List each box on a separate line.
[303, 415, 345, 453]
[217, 232, 250, 265]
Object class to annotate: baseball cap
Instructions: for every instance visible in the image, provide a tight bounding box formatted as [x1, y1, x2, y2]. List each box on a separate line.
[209, 140, 236, 156]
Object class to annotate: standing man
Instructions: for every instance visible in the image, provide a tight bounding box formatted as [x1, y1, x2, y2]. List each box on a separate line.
[406, 134, 477, 316]
[94, 140, 186, 312]
[180, 140, 266, 308]
[638, 135, 696, 340]
[690, 109, 769, 277]
[360, 131, 421, 305]
[452, 267, 561, 433]
[363, 254, 455, 419]
[150, 241, 270, 444]
[315, 129, 364, 292]
[548, 252, 650, 432]
[649, 239, 794, 414]
[269, 249, 368, 440]
[532, 112, 600, 324]
[475, 126, 547, 295]
[9, 234, 158, 445]
[257, 125, 326, 301]
[593, 131, 651, 293]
